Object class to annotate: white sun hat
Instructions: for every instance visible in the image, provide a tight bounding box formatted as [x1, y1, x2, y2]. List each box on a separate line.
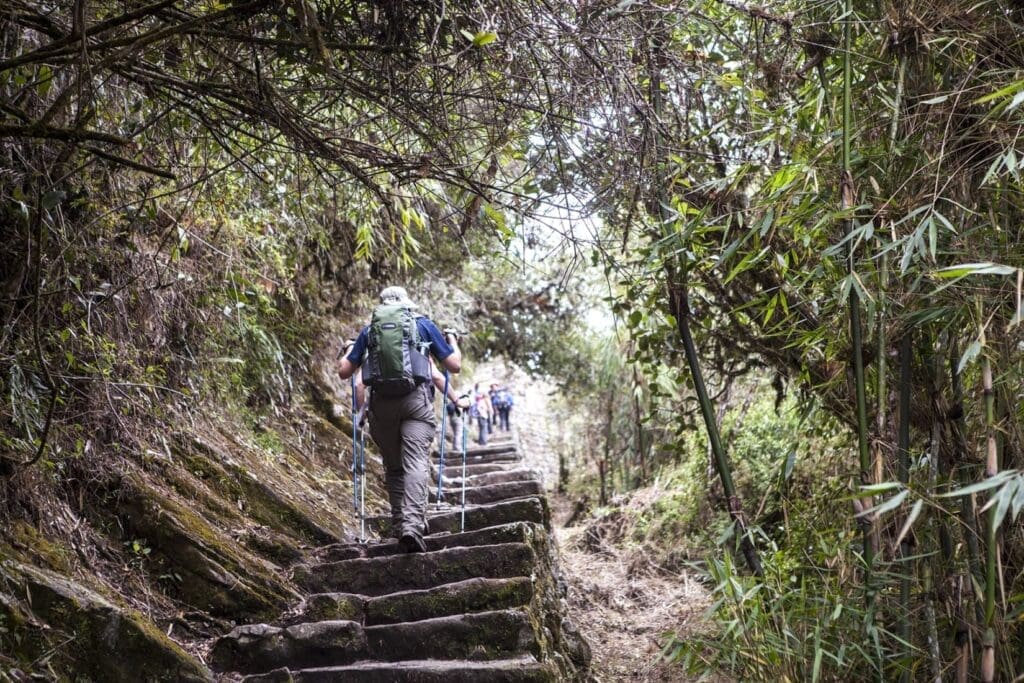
[379, 285, 418, 308]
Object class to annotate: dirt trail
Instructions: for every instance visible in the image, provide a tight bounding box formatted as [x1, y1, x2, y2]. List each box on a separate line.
[479, 362, 711, 682]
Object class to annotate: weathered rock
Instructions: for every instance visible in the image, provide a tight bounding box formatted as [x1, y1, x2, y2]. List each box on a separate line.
[429, 480, 544, 505]
[292, 592, 366, 624]
[116, 479, 298, 620]
[365, 577, 533, 625]
[293, 543, 535, 595]
[0, 562, 212, 682]
[182, 436, 341, 545]
[242, 656, 557, 682]
[210, 620, 366, 674]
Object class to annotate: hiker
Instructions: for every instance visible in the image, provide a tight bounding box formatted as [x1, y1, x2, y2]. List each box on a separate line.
[445, 390, 471, 450]
[471, 383, 492, 445]
[338, 286, 461, 553]
[494, 385, 514, 431]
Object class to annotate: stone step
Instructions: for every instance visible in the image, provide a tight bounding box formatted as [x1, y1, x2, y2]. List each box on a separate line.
[366, 497, 548, 538]
[293, 542, 534, 595]
[434, 452, 521, 466]
[242, 655, 556, 682]
[429, 480, 544, 506]
[434, 442, 519, 458]
[213, 609, 540, 675]
[432, 462, 510, 477]
[317, 522, 540, 562]
[297, 576, 532, 626]
[443, 469, 543, 487]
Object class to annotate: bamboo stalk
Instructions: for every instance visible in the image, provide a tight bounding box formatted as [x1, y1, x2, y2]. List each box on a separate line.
[897, 332, 913, 683]
[842, 0, 876, 579]
[949, 335, 980, 682]
[980, 349, 998, 682]
[649, 22, 762, 577]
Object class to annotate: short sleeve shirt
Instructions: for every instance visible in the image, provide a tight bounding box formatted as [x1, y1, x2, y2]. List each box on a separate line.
[345, 316, 454, 366]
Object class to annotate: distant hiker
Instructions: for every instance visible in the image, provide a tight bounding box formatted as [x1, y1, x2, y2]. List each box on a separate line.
[494, 385, 514, 431]
[471, 383, 492, 445]
[488, 383, 499, 434]
[338, 286, 461, 553]
[446, 390, 471, 449]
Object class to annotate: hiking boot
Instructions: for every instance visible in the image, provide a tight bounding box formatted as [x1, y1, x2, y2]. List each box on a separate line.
[399, 533, 427, 554]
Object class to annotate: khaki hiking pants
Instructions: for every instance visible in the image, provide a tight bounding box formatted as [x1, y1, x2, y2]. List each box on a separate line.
[368, 384, 436, 539]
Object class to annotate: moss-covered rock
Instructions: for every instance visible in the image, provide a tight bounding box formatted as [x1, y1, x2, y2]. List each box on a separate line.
[114, 475, 299, 620]
[0, 561, 212, 682]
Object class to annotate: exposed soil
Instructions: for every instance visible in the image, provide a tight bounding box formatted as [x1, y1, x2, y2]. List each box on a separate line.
[552, 497, 710, 683]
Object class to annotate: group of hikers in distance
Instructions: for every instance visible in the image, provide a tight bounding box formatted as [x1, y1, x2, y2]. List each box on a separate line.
[337, 286, 515, 554]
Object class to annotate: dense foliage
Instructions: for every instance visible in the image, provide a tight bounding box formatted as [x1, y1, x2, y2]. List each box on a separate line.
[3, 0, 1024, 680]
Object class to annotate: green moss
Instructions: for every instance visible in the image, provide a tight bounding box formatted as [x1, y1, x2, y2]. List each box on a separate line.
[6, 521, 73, 573]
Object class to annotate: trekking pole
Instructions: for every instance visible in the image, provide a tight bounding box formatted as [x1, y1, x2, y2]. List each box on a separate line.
[435, 370, 450, 508]
[357, 411, 366, 543]
[461, 409, 468, 532]
[349, 375, 359, 515]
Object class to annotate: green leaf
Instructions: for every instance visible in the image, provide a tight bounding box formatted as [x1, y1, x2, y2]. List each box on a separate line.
[956, 340, 981, 375]
[858, 489, 909, 519]
[934, 262, 1017, 279]
[939, 470, 1017, 498]
[472, 31, 498, 47]
[893, 499, 923, 549]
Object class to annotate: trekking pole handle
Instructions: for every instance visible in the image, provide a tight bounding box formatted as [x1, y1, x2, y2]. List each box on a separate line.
[442, 328, 467, 343]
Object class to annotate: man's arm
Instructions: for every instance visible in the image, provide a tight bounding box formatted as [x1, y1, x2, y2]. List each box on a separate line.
[337, 329, 368, 380]
[338, 357, 357, 380]
[440, 330, 461, 373]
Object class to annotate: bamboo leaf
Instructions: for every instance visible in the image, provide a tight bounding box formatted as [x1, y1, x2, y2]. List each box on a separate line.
[974, 79, 1024, 105]
[939, 470, 1017, 497]
[472, 31, 499, 47]
[934, 262, 1017, 279]
[956, 340, 982, 375]
[893, 499, 924, 549]
[857, 489, 909, 519]
[858, 481, 903, 495]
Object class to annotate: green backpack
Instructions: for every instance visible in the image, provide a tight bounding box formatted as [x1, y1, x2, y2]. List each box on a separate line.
[361, 304, 432, 397]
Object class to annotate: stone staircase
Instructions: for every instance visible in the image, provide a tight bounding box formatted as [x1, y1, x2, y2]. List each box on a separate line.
[209, 431, 590, 681]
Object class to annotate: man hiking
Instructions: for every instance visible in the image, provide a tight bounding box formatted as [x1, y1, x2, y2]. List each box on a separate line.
[338, 286, 461, 553]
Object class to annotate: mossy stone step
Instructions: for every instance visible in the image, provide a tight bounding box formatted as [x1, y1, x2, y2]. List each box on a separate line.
[367, 576, 533, 625]
[364, 609, 539, 661]
[214, 610, 539, 675]
[442, 468, 544, 487]
[429, 480, 544, 505]
[242, 655, 557, 682]
[317, 522, 540, 562]
[367, 497, 549, 537]
[210, 620, 365, 674]
[293, 542, 535, 595]
[298, 576, 532, 626]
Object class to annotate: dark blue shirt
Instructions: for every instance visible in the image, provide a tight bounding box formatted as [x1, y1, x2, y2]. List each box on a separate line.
[346, 316, 454, 366]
